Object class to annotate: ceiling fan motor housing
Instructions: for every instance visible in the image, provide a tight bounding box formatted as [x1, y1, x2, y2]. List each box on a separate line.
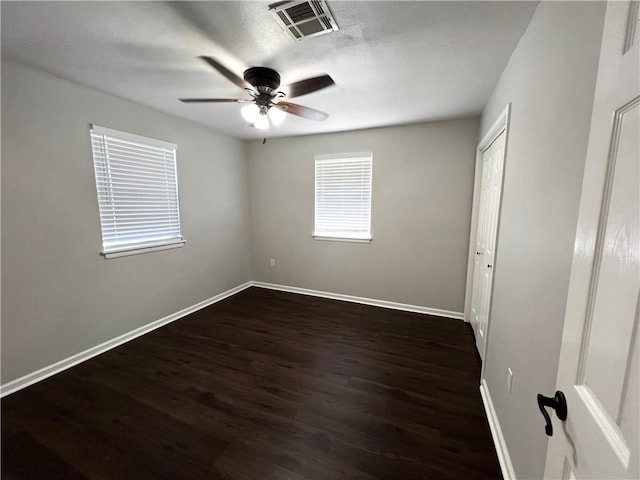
[243, 67, 281, 94]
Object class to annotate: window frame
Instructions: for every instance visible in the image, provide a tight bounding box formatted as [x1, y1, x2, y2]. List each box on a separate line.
[313, 151, 373, 243]
[90, 124, 186, 259]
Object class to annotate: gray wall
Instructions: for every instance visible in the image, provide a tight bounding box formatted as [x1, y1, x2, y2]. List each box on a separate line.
[1, 59, 251, 384]
[248, 119, 479, 313]
[480, 2, 605, 478]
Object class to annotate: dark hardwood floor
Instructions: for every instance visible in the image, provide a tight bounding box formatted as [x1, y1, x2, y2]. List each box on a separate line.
[2, 287, 501, 479]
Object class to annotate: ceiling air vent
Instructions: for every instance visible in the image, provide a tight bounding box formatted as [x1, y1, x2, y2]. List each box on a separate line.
[269, 0, 339, 40]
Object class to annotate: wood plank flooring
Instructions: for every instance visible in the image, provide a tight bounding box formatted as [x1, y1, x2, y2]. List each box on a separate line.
[2, 287, 501, 479]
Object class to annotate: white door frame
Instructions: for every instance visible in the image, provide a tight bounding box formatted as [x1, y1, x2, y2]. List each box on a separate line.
[464, 103, 511, 367]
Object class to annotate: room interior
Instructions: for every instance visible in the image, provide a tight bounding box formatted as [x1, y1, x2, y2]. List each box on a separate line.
[1, 1, 627, 479]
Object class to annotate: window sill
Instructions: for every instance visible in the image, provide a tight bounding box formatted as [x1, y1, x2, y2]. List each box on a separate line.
[313, 235, 372, 244]
[102, 240, 186, 259]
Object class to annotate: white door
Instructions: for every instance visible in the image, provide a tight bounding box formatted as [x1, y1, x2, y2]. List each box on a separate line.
[544, 1, 639, 478]
[470, 128, 506, 359]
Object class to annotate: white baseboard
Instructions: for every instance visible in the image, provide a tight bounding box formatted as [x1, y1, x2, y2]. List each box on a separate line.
[0, 282, 252, 398]
[480, 378, 516, 480]
[251, 281, 464, 320]
[1, 281, 462, 397]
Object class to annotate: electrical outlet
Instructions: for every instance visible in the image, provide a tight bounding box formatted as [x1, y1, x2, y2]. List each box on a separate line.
[506, 368, 513, 394]
[270, 258, 276, 267]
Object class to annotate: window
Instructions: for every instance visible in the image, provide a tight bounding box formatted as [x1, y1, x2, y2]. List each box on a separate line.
[90, 125, 184, 258]
[314, 152, 373, 242]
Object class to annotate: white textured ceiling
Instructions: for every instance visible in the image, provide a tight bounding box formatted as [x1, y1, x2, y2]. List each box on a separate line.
[1, 1, 538, 139]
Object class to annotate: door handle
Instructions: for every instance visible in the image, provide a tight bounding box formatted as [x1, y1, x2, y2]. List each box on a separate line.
[487, 264, 493, 268]
[476, 251, 482, 255]
[537, 391, 567, 436]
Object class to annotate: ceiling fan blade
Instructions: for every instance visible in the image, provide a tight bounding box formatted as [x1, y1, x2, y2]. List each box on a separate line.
[281, 74, 335, 99]
[274, 101, 329, 121]
[179, 98, 251, 103]
[198, 56, 251, 90]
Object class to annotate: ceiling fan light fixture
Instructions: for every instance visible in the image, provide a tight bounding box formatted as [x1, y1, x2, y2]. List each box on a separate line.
[268, 107, 286, 126]
[241, 103, 260, 123]
[254, 112, 270, 130]
[180, 56, 333, 127]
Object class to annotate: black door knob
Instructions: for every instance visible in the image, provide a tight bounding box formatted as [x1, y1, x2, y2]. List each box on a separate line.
[537, 391, 568, 436]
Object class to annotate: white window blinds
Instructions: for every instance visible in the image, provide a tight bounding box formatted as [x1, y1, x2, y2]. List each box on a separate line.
[314, 152, 373, 241]
[90, 125, 184, 256]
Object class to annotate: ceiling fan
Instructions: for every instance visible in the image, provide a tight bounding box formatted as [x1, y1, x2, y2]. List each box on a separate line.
[180, 56, 335, 129]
